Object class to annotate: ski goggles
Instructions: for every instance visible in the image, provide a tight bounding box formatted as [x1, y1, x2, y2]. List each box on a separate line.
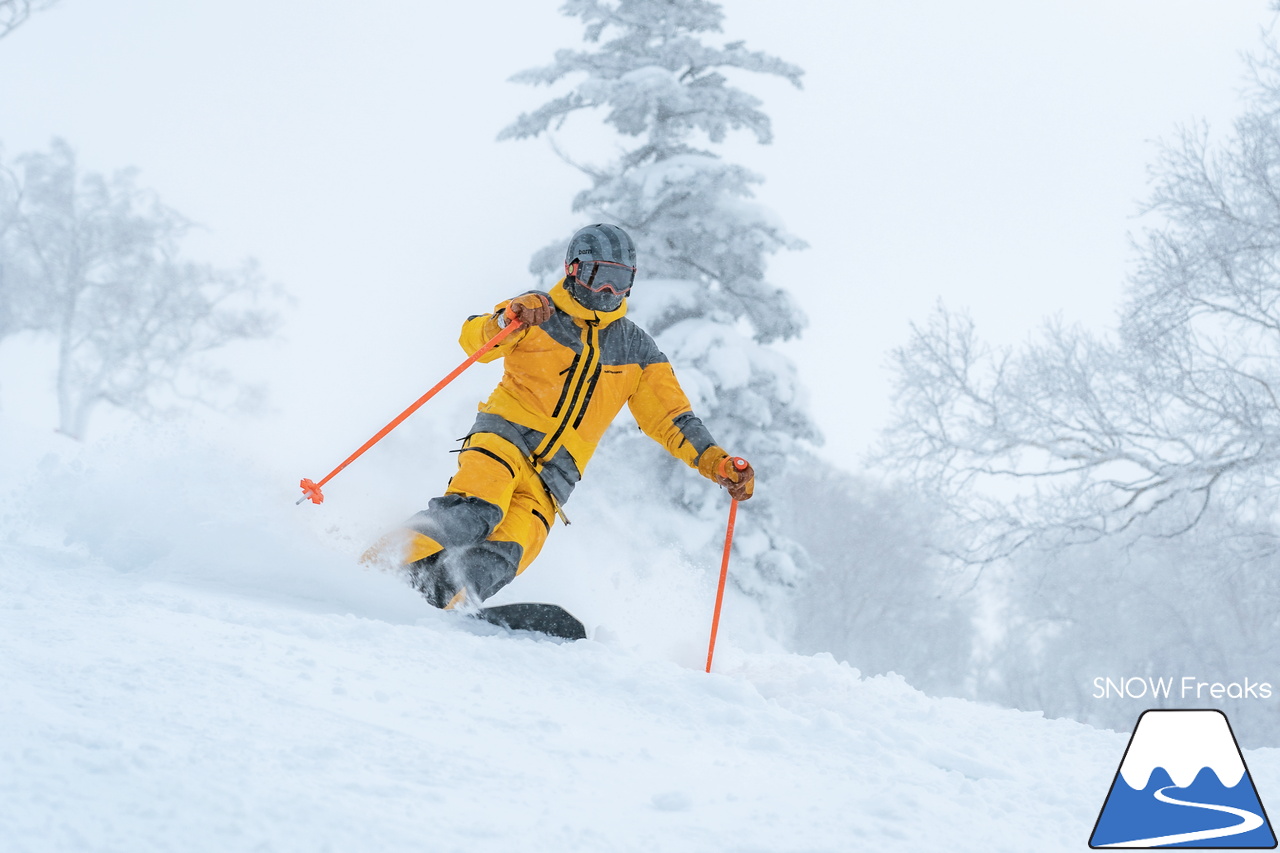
[569, 259, 636, 295]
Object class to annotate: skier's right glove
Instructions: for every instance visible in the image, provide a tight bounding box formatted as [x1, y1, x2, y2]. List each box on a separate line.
[502, 292, 554, 327]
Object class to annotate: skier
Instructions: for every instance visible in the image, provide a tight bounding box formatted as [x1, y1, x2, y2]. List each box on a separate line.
[379, 224, 754, 611]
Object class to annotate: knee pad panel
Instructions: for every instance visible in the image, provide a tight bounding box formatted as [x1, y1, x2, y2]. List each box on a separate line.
[405, 495, 503, 548]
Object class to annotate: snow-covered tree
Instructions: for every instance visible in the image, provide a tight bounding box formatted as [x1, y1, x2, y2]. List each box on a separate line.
[781, 460, 975, 695]
[871, 29, 1280, 740]
[500, 0, 819, 602]
[0, 139, 279, 439]
[977, 510, 1280, 747]
[881, 37, 1280, 565]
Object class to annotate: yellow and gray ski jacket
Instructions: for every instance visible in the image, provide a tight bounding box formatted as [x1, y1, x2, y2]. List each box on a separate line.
[460, 279, 728, 508]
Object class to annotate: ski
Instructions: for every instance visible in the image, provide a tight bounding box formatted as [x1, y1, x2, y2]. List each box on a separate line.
[475, 603, 587, 641]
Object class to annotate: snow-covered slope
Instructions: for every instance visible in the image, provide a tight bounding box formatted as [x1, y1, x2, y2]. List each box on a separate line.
[3, 427, 1277, 852]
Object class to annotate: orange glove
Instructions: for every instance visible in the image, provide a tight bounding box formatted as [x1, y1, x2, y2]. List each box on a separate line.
[698, 447, 754, 501]
[716, 456, 754, 501]
[503, 292, 554, 327]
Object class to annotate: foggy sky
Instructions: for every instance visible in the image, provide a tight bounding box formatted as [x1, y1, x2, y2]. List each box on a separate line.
[0, 0, 1272, 467]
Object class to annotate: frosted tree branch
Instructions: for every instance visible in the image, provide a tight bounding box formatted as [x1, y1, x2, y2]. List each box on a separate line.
[880, 38, 1280, 563]
[0, 0, 57, 41]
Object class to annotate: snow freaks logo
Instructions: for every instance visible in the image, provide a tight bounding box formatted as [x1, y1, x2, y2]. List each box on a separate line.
[1089, 710, 1277, 848]
[1092, 676, 1273, 701]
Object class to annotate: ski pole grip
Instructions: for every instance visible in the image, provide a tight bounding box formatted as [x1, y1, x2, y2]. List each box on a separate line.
[731, 457, 749, 472]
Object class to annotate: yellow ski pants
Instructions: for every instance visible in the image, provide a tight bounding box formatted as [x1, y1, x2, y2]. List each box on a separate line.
[400, 432, 556, 607]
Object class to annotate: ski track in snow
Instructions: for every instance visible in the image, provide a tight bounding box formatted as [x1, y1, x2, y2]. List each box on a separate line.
[3, 431, 1279, 852]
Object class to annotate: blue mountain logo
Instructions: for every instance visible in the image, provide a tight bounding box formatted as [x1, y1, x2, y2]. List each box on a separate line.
[1090, 709, 1276, 848]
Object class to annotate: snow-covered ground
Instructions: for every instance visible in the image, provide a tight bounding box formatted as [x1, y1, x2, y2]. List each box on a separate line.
[4, 424, 1277, 852]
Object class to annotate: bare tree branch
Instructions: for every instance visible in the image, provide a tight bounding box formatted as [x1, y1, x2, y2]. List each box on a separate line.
[0, 0, 58, 41]
[879, 36, 1280, 565]
[0, 139, 282, 439]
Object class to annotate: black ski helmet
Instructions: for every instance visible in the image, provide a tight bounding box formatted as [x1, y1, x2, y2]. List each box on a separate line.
[564, 223, 637, 313]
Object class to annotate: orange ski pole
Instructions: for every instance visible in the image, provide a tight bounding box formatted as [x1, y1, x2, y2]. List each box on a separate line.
[705, 456, 749, 673]
[297, 314, 524, 506]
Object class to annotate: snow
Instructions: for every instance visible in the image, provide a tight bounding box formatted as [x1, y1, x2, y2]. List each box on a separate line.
[5, 424, 1280, 852]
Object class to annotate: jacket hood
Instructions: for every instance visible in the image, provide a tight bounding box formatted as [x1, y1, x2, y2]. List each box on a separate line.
[549, 279, 627, 328]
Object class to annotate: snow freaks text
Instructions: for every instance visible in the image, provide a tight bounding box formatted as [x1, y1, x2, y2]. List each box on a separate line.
[1092, 677, 1274, 701]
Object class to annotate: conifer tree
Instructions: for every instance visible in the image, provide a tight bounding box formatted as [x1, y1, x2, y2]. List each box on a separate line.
[501, 0, 819, 600]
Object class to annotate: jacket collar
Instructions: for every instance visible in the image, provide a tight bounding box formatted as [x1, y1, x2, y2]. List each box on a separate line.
[549, 279, 627, 328]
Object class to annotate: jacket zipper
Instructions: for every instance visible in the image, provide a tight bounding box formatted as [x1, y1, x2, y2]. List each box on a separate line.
[532, 320, 599, 468]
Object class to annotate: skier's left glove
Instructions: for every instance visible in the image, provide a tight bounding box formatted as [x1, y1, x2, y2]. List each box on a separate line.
[717, 456, 754, 501]
[699, 447, 754, 501]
